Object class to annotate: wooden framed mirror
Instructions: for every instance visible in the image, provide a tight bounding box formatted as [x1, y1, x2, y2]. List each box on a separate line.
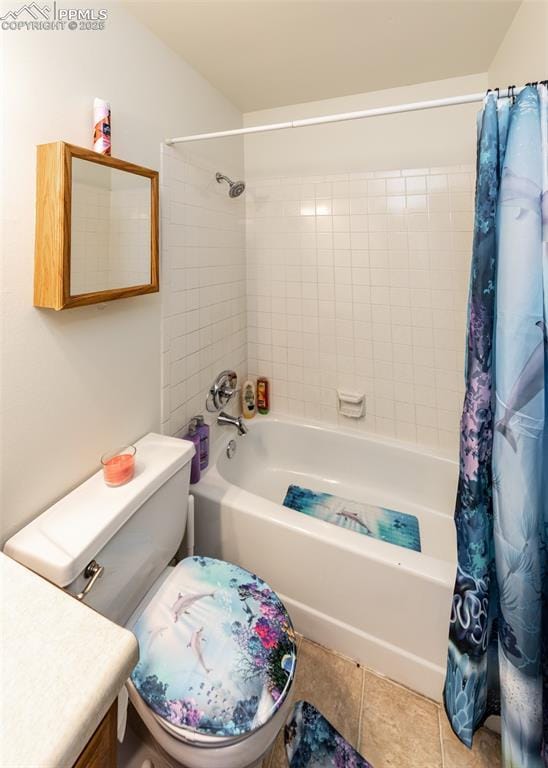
[34, 142, 159, 310]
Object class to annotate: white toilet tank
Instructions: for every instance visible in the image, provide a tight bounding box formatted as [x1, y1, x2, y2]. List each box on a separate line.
[4, 433, 194, 624]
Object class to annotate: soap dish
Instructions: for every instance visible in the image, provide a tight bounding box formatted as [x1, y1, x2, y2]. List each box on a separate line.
[337, 390, 365, 419]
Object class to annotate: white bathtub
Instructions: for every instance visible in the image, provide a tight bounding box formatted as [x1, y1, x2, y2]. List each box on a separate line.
[193, 416, 458, 701]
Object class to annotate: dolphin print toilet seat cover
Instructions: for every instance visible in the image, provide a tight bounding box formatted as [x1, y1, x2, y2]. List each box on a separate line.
[130, 556, 297, 739]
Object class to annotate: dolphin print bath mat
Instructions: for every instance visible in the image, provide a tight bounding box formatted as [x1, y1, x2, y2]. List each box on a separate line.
[283, 484, 421, 552]
[285, 700, 373, 768]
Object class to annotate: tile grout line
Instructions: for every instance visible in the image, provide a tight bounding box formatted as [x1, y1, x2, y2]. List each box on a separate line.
[437, 706, 447, 768]
[357, 664, 366, 751]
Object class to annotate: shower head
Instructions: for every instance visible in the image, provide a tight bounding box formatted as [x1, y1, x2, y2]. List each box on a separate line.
[216, 172, 246, 198]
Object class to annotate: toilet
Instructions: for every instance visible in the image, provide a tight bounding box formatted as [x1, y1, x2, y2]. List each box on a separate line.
[4, 433, 297, 768]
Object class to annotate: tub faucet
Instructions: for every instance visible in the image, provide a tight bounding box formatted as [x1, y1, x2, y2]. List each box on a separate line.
[217, 411, 248, 436]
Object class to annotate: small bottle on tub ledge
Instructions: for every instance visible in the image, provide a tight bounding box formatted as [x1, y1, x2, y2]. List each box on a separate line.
[241, 379, 257, 419]
[257, 377, 270, 415]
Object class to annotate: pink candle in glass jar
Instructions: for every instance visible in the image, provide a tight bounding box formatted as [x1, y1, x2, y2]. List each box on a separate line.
[101, 445, 136, 486]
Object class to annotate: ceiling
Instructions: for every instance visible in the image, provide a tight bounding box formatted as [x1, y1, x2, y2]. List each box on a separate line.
[126, 0, 521, 112]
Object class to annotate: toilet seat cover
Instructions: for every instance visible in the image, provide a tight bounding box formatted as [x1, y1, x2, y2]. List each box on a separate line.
[130, 557, 297, 739]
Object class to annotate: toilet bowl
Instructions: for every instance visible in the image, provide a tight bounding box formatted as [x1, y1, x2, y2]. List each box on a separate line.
[4, 433, 297, 767]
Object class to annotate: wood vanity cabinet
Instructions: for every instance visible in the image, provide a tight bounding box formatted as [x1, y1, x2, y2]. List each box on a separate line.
[73, 702, 117, 768]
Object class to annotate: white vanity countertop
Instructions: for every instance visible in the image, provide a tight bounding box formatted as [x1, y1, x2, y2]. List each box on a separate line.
[0, 552, 139, 767]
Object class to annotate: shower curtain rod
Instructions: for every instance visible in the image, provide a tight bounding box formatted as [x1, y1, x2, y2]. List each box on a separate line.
[165, 86, 527, 145]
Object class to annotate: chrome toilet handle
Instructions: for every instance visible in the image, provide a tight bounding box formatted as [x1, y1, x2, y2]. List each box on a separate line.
[75, 560, 104, 601]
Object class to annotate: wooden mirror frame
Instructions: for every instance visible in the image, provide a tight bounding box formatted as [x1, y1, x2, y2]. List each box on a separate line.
[34, 142, 159, 310]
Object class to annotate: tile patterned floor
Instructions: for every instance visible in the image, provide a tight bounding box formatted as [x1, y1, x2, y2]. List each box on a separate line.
[262, 636, 501, 768]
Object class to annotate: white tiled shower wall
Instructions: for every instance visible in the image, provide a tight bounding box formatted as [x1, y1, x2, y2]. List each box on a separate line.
[246, 165, 474, 455]
[160, 145, 247, 439]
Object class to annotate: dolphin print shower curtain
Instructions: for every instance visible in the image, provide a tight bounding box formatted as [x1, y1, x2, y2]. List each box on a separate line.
[444, 84, 547, 768]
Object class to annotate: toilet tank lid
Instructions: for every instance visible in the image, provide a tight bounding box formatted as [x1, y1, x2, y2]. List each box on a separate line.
[4, 433, 195, 587]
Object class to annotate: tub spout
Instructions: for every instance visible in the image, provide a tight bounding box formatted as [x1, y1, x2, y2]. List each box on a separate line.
[217, 411, 248, 436]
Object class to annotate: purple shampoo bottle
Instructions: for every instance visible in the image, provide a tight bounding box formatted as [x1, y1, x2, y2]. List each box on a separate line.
[184, 419, 201, 484]
[194, 414, 209, 471]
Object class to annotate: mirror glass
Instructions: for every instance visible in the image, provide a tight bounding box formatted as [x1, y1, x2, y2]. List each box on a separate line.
[70, 158, 151, 296]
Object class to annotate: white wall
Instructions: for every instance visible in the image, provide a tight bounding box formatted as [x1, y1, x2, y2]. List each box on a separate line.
[0, 2, 243, 543]
[488, 0, 548, 87]
[244, 75, 485, 456]
[244, 74, 487, 178]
